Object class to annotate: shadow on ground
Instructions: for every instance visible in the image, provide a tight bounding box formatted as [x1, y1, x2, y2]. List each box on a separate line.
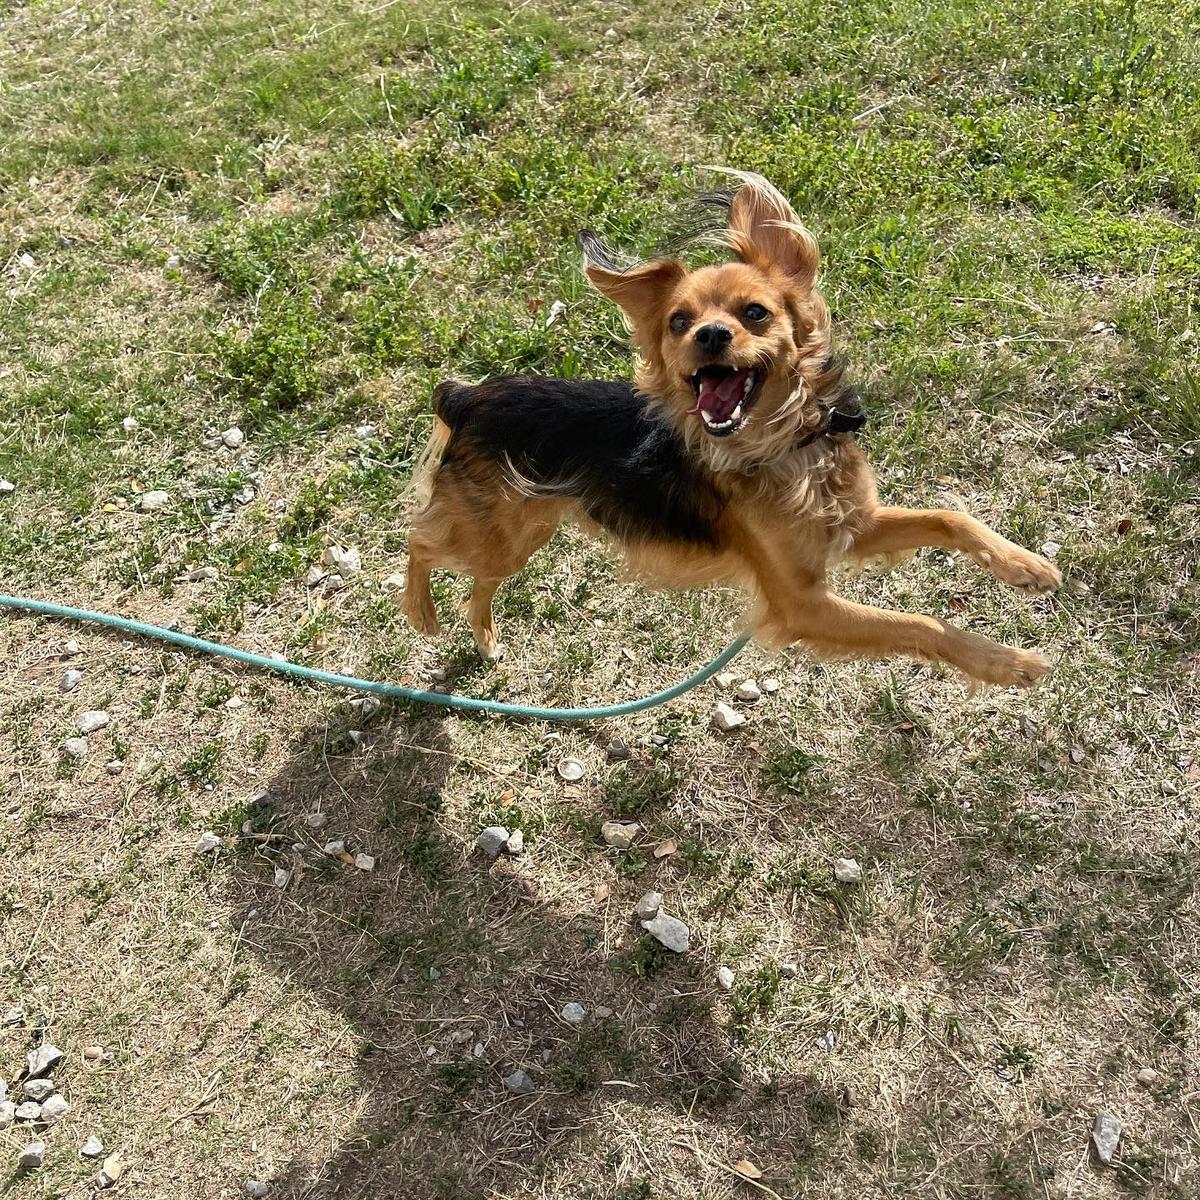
[219, 705, 850, 1199]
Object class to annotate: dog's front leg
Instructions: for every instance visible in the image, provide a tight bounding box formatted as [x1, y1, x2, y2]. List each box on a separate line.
[849, 507, 1061, 592]
[773, 587, 1051, 688]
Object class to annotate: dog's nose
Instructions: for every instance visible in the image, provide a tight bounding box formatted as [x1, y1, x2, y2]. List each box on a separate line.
[693, 323, 732, 354]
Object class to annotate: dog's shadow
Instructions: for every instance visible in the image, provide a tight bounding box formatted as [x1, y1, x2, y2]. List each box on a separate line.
[221, 703, 851, 1199]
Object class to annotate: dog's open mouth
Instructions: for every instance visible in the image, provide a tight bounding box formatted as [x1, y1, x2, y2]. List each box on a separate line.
[688, 366, 764, 437]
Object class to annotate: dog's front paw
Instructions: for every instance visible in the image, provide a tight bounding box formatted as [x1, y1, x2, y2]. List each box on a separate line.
[974, 542, 1062, 593]
[963, 644, 1052, 689]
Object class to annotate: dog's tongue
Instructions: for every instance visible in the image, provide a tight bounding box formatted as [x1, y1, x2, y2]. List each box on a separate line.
[697, 370, 747, 421]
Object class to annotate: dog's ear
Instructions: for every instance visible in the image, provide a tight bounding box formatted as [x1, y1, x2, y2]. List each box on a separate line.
[723, 172, 819, 292]
[579, 231, 686, 334]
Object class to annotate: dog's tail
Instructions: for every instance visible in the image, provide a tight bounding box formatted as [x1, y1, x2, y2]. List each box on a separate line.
[404, 391, 456, 516]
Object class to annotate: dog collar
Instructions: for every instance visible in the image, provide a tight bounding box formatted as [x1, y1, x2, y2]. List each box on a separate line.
[796, 398, 866, 449]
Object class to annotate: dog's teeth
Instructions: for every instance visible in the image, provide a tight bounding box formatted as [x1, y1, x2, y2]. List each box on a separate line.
[743, 375, 753, 396]
[730, 403, 742, 422]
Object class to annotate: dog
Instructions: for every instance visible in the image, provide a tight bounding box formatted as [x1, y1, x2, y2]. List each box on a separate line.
[402, 172, 1060, 686]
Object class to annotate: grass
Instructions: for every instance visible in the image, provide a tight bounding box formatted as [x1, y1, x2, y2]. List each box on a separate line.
[0, 0, 1198, 1197]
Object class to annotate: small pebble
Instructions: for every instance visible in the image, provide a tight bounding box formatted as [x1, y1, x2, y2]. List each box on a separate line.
[476, 826, 510, 859]
[714, 671, 736, 688]
[640, 913, 690, 953]
[63, 639, 81, 657]
[503, 1069, 536, 1095]
[17, 1141, 45, 1169]
[187, 566, 219, 582]
[0, 1102, 14, 1128]
[505, 829, 524, 855]
[97, 1152, 126, 1188]
[225, 696, 243, 710]
[273, 867, 291, 889]
[635, 891, 662, 921]
[1136, 1067, 1159, 1088]
[164, 253, 181, 269]
[244, 1181, 269, 1199]
[354, 424, 377, 440]
[303, 565, 328, 587]
[1041, 540, 1062, 559]
[1092, 1111, 1122, 1164]
[717, 966, 735, 991]
[106, 759, 124, 775]
[834, 857, 862, 884]
[735, 679, 762, 702]
[779, 961, 799, 979]
[762, 677, 781, 694]
[0, 479, 15, 494]
[39, 1094, 70, 1123]
[77, 709, 110, 734]
[354, 853, 375, 871]
[15, 1101, 42, 1121]
[305, 812, 330, 829]
[220, 426, 245, 449]
[816, 1030, 836, 1052]
[80, 1136, 105, 1159]
[61, 737, 88, 761]
[137, 490, 170, 512]
[322, 544, 361, 575]
[322, 839, 346, 856]
[712, 702, 746, 732]
[556, 757, 584, 782]
[27, 1044, 63, 1078]
[605, 738, 631, 762]
[560, 1002, 586, 1024]
[60, 669, 82, 692]
[23, 1080, 54, 1103]
[121, 416, 137, 433]
[194, 831, 221, 855]
[601, 821, 638, 849]
[82, 1045, 105, 1061]
[595, 1006, 614, 1019]
[348, 695, 382, 720]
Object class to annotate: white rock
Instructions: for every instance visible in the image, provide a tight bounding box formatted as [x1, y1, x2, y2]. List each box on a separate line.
[187, 566, 219, 582]
[165, 253, 181, 269]
[305, 812, 330, 829]
[80, 1136, 105, 1159]
[77, 709, 110, 734]
[601, 821, 638, 849]
[779, 961, 799, 979]
[476, 827, 509, 858]
[105, 759, 124, 775]
[354, 424, 377, 440]
[39, 1094, 70, 1123]
[735, 679, 762, 702]
[556, 757, 584, 781]
[1041, 540, 1062, 559]
[635, 891, 662, 921]
[17, 252, 36, 270]
[717, 966, 735, 990]
[15, 1101, 41, 1121]
[273, 867, 291, 889]
[505, 829, 524, 855]
[834, 857, 862, 884]
[1092, 1112, 1122, 1164]
[303, 565, 328, 587]
[560, 1002, 586, 1024]
[63, 639, 82, 656]
[816, 1029, 836, 1052]
[354, 853, 375, 871]
[641, 913, 690, 952]
[322, 544, 361, 575]
[61, 737, 88, 761]
[121, 416, 138, 433]
[348, 695, 382, 720]
[1136, 1067, 1159, 1088]
[504, 1069, 536, 1094]
[17, 1141, 45, 1169]
[225, 696, 243, 710]
[3, 1005, 22, 1026]
[322, 839, 346, 856]
[244, 1180, 269, 1198]
[220, 426, 245, 449]
[23, 1079, 54, 1102]
[762, 677, 781, 694]
[0, 478, 14, 494]
[0, 1102, 14, 1128]
[137, 490, 170, 512]
[194, 830, 222, 854]
[712, 702, 746, 732]
[714, 671, 736, 688]
[60, 669, 83, 692]
[26, 1044, 63, 1078]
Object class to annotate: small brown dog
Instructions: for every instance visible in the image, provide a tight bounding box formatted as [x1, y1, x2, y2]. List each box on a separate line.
[403, 172, 1060, 685]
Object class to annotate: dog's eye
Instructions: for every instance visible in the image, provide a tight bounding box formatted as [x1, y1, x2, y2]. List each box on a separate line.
[668, 311, 692, 334]
[744, 303, 769, 322]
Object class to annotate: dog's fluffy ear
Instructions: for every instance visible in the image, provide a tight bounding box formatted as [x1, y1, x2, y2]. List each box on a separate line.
[579, 230, 685, 335]
[718, 170, 820, 292]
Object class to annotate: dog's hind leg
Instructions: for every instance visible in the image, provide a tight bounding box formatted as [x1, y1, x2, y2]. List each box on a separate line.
[848, 507, 1061, 592]
[402, 542, 441, 637]
[467, 578, 504, 661]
